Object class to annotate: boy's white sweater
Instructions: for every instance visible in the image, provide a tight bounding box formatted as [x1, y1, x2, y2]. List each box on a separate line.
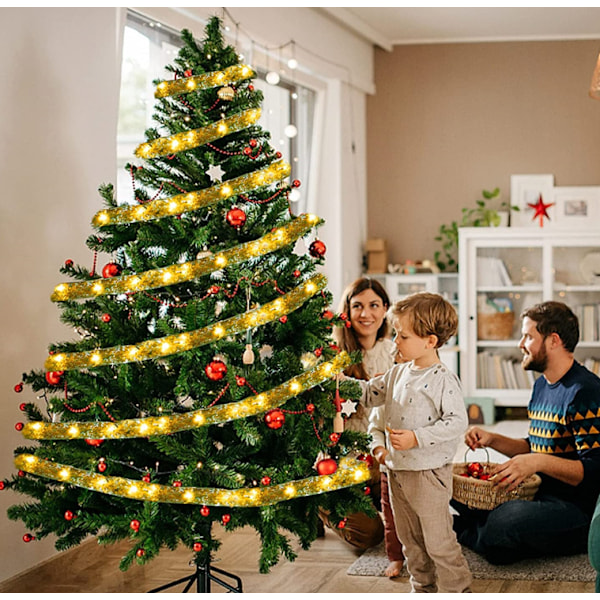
[360, 361, 468, 471]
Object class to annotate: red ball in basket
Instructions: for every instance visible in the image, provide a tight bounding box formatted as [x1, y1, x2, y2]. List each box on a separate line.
[452, 449, 541, 510]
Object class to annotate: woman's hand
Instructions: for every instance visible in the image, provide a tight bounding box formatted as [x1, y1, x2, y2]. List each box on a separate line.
[372, 445, 388, 465]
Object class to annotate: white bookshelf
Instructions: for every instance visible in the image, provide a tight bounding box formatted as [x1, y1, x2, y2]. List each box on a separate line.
[458, 227, 600, 407]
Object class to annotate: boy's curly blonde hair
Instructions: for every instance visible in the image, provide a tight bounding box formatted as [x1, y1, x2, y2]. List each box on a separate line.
[391, 292, 457, 348]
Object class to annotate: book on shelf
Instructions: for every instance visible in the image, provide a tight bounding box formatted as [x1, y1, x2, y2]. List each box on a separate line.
[580, 304, 598, 342]
[476, 351, 533, 390]
[476, 256, 513, 287]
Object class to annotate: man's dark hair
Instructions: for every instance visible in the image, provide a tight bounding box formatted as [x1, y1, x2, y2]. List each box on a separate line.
[521, 301, 579, 353]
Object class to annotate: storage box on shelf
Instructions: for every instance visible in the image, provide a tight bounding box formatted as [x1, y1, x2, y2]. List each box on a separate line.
[368, 272, 460, 375]
[458, 227, 600, 408]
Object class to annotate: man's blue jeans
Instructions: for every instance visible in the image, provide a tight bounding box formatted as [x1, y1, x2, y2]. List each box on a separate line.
[451, 493, 590, 564]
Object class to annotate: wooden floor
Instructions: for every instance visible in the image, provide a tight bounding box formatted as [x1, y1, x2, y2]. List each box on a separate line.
[0, 525, 594, 593]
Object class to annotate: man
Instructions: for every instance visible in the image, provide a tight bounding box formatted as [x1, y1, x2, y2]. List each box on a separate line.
[452, 301, 600, 564]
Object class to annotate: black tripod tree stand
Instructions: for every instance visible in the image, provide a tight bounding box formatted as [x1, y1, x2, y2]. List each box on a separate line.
[148, 523, 242, 593]
[148, 559, 242, 593]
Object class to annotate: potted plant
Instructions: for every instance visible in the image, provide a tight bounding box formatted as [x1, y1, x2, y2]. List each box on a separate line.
[434, 188, 519, 272]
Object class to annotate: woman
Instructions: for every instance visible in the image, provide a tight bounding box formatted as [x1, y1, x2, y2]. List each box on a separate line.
[330, 277, 404, 577]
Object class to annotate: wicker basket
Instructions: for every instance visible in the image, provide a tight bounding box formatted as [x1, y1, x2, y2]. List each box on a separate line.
[477, 311, 515, 341]
[452, 449, 541, 510]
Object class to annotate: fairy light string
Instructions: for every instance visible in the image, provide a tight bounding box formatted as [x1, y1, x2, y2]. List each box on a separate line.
[92, 160, 291, 227]
[46, 273, 326, 372]
[26, 352, 351, 440]
[135, 108, 261, 160]
[13, 454, 370, 507]
[52, 213, 320, 302]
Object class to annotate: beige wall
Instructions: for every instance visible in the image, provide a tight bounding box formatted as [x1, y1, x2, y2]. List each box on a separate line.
[367, 40, 600, 268]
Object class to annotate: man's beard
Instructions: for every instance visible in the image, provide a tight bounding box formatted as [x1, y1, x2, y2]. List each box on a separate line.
[522, 344, 548, 373]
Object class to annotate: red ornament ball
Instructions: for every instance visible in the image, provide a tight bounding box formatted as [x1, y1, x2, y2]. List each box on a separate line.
[279, 315, 288, 324]
[15, 422, 24, 432]
[101, 313, 111, 323]
[314, 347, 323, 357]
[64, 259, 74, 267]
[19, 402, 26, 411]
[85, 439, 104, 447]
[322, 310, 334, 320]
[14, 383, 23, 393]
[226, 207, 247, 228]
[293, 269, 301, 278]
[316, 458, 338, 476]
[345, 321, 352, 329]
[329, 432, 341, 444]
[306, 403, 315, 414]
[205, 360, 227, 381]
[0, 481, 5, 491]
[292, 179, 301, 188]
[264, 409, 285, 430]
[102, 262, 122, 278]
[260, 476, 271, 486]
[64, 510, 75, 521]
[23, 533, 35, 543]
[221, 514, 231, 524]
[193, 542, 203, 552]
[142, 474, 151, 483]
[97, 461, 107, 473]
[337, 519, 347, 530]
[364, 486, 371, 496]
[309, 240, 326, 258]
[172, 480, 182, 487]
[136, 548, 145, 558]
[249, 138, 258, 148]
[209, 285, 220, 295]
[45, 371, 64, 386]
[200, 505, 210, 517]
[130, 519, 140, 531]
[184, 69, 193, 77]
[18, 470, 25, 477]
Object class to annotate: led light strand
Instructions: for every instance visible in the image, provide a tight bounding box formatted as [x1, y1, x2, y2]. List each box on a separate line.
[52, 213, 321, 302]
[25, 353, 351, 440]
[154, 64, 255, 99]
[93, 160, 290, 227]
[14, 454, 369, 507]
[135, 108, 261, 160]
[46, 274, 326, 372]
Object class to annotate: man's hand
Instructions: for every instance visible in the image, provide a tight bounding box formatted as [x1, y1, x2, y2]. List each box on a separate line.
[372, 445, 388, 465]
[490, 454, 541, 491]
[465, 426, 495, 450]
[386, 427, 418, 451]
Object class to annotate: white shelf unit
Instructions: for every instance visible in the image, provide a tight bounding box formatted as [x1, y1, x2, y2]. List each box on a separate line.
[368, 273, 459, 374]
[458, 227, 600, 407]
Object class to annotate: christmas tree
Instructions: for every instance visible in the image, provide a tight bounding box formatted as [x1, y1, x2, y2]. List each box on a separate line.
[6, 16, 374, 578]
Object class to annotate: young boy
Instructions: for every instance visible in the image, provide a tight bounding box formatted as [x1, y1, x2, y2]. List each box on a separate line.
[354, 292, 472, 593]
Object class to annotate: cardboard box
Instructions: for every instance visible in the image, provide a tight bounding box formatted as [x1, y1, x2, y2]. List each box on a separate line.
[366, 238, 388, 273]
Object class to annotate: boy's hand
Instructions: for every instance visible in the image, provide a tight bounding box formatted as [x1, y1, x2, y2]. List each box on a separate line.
[386, 427, 418, 450]
[465, 426, 494, 450]
[372, 445, 389, 465]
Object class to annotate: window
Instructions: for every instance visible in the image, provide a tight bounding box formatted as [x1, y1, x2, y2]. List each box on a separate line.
[117, 10, 315, 213]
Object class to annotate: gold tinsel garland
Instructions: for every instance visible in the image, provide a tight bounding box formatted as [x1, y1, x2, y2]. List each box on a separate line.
[26, 353, 351, 440]
[154, 64, 255, 99]
[51, 213, 321, 302]
[14, 454, 370, 507]
[92, 160, 290, 228]
[46, 273, 326, 372]
[135, 108, 261, 160]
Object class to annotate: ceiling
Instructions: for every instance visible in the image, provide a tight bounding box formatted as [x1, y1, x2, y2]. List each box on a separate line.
[320, 7, 600, 51]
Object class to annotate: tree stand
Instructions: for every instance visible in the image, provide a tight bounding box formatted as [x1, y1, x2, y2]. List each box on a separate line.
[148, 557, 242, 593]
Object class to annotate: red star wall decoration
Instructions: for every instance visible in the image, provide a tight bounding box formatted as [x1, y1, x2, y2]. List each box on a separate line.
[528, 194, 554, 227]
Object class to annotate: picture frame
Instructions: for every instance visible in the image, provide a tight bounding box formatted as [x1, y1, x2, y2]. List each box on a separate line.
[510, 174, 555, 227]
[553, 186, 600, 230]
